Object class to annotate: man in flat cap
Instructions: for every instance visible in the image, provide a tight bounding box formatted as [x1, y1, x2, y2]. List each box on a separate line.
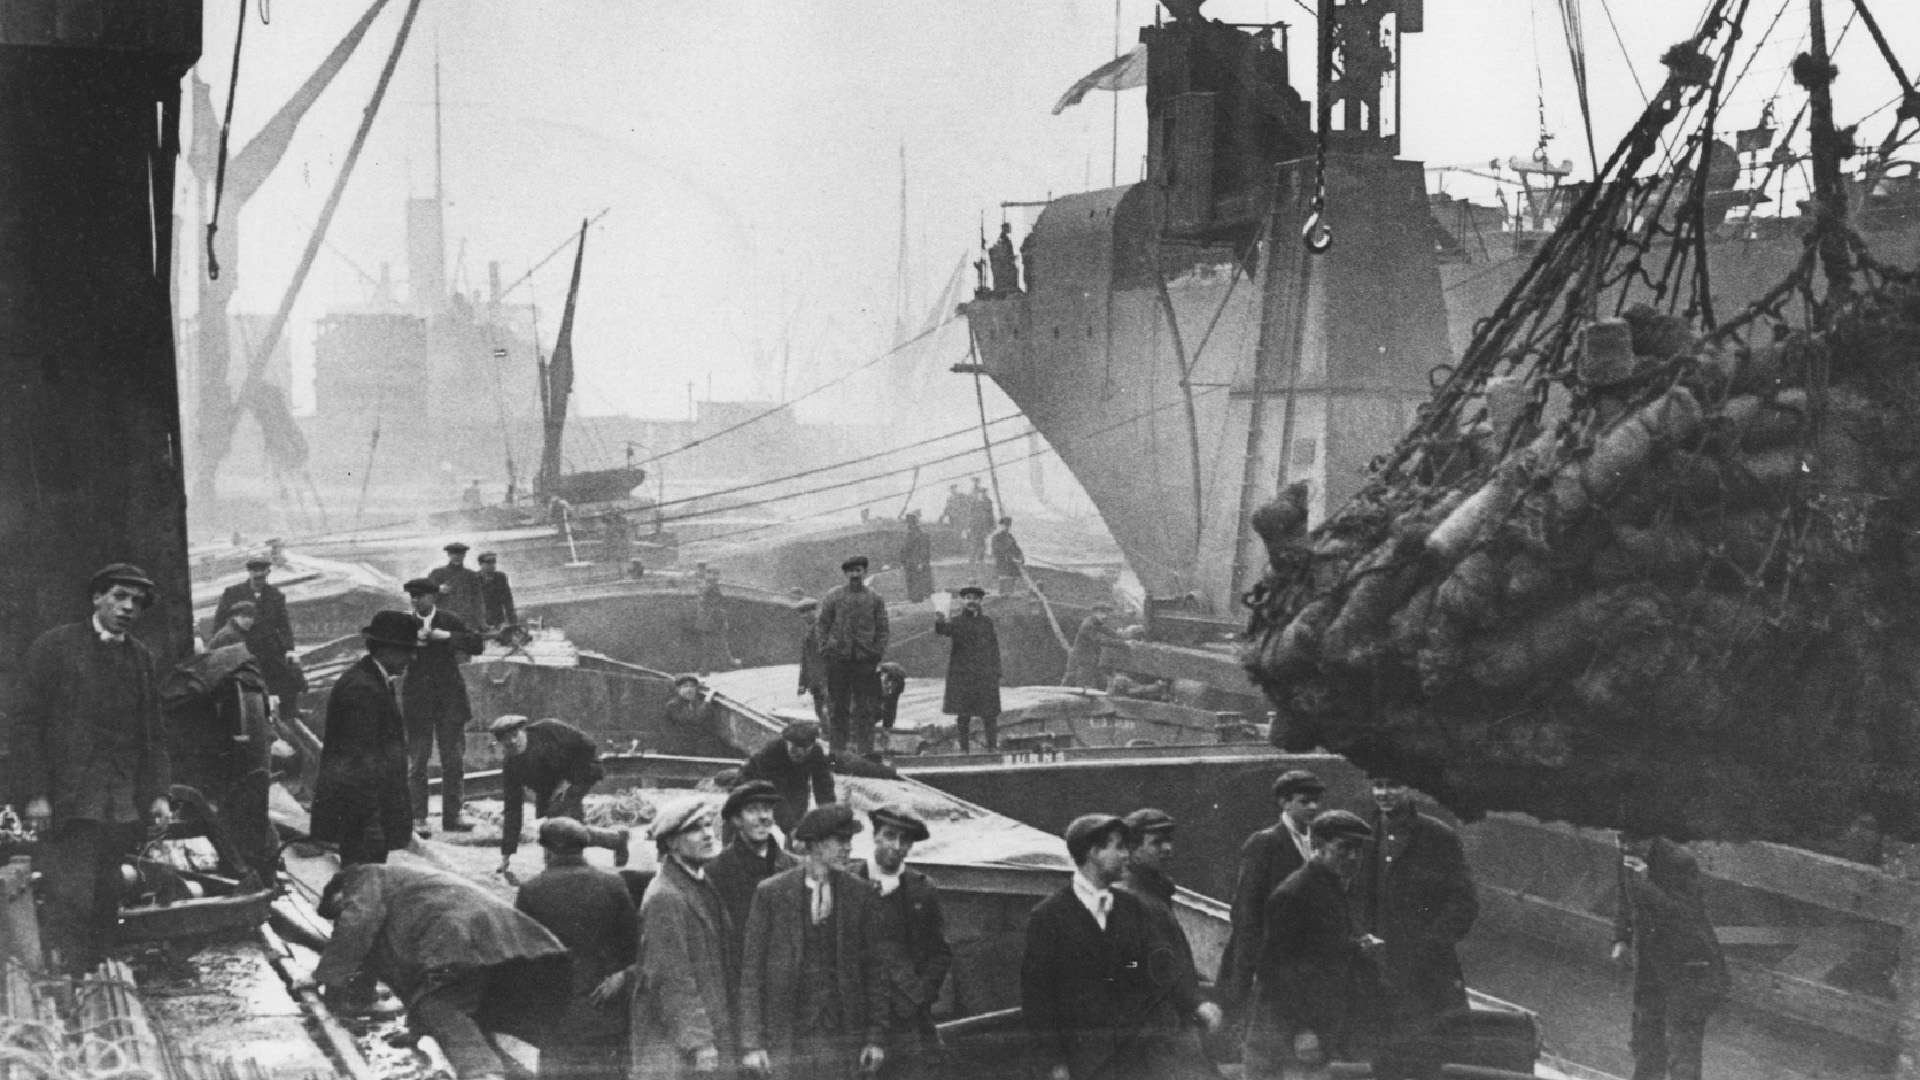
[990, 517, 1026, 596]
[1023, 814, 1195, 1080]
[934, 585, 1002, 752]
[1253, 810, 1380, 1080]
[207, 598, 257, 652]
[475, 553, 517, 635]
[708, 780, 797, 960]
[815, 554, 889, 756]
[665, 674, 724, 737]
[1118, 808, 1224, 1072]
[740, 805, 888, 1080]
[1222, 770, 1327, 1029]
[10, 564, 174, 972]
[899, 513, 935, 604]
[632, 796, 739, 1080]
[1612, 826, 1728, 1080]
[855, 807, 953, 1077]
[310, 612, 418, 868]
[739, 720, 837, 837]
[428, 542, 485, 630]
[515, 818, 637, 1080]
[402, 577, 486, 836]
[693, 566, 737, 675]
[491, 715, 610, 880]
[1064, 602, 1125, 689]
[1352, 775, 1476, 1080]
[215, 555, 304, 721]
[793, 597, 828, 723]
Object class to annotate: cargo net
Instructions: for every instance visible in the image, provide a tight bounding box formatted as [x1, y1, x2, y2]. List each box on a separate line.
[1243, 0, 1920, 842]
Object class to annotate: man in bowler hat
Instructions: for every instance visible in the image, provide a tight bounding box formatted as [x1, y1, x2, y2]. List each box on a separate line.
[309, 611, 419, 867]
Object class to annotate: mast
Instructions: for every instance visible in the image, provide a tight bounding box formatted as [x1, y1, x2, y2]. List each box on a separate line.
[538, 219, 589, 494]
[1802, 0, 1853, 299]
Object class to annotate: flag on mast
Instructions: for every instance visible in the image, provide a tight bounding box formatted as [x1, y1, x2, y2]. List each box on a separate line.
[1052, 44, 1147, 115]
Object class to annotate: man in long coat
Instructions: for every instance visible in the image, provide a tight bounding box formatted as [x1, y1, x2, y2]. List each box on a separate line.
[1352, 777, 1478, 1080]
[740, 806, 889, 1080]
[990, 518, 1025, 595]
[794, 598, 828, 723]
[634, 797, 740, 1080]
[309, 612, 419, 866]
[933, 586, 1001, 752]
[11, 563, 175, 973]
[899, 513, 935, 604]
[966, 480, 994, 563]
[816, 555, 889, 755]
[475, 552, 517, 632]
[853, 807, 954, 1077]
[1255, 811, 1379, 1080]
[402, 577, 485, 836]
[707, 781, 796, 959]
[693, 568, 736, 675]
[313, 862, 571, 1080]
[215, 556, 304, 719]
[490, 715, 608, 879]
[1221, 771, 1325, 1031]
[1613, 829, 1730, 1080]
[515, 818, 636, 1080]
[428, 542, 486, 629]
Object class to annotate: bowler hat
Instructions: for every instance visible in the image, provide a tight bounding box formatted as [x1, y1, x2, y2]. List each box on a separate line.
[488, 714, 531, 737]
[90, 563, 155, 599]
[793, 804, 861, 843]
[403, 577, 439, 596]
[841, 555, 870, 571]
[649, 796, 713, 842]
[869, 806, 929, 844]
[721, 780, 783, 821]
[245, 557, 273, 570]
[1309, 809, 1374, 844]
[444, 542, 470, 553]
[1272, 769, 1326, 800]
[1123, 808, 1176, 835]
[781, 720, 821, 746]
[362, 610, 421, 648]
[956, 585, 986, 600]
[538, 817, 593, 851]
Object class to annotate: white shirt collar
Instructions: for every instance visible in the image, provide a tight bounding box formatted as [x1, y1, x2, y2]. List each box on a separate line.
[869, 861, 903, 896]
[92, 615, 125, 644]
[1283, 814, 1314, 860]
[1072, 867, 1113, 929]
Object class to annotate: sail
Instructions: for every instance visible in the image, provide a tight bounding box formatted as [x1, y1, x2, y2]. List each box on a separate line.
[539, 218, 588, 493]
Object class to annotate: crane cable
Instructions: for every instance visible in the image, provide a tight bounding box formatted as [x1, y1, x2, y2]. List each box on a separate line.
[205, 0, 250, 280]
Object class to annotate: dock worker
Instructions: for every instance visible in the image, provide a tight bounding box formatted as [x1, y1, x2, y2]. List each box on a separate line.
[515, 818, 637, 1080]
[1352, 775, 1478, 1080]
[402, 577, 486, 838]
[1117, 808, 1224, 1070]
[933, 585, 1002, 753]
[899, 513, 935, 603]
[309, 611, 418, 867]
[740, 804, 889, 1080]
[938, 485, 970, 532]
[816, 554, 889, 756]
[215, 555, 304, 720]
[708, 780, 797, 959]
[476, 553, 517, 634]
[312, 862, 572, 1080]
[10, 563, 175, 974]
[854, 806, 953, 1078]
[208, 599, 257, 652]
[428, 542, 485, 629]
[990, 517, 1026, 595]
[1613, 827, 1730, 1080]
[1220, 770, 1326, 1028]
[988, 221, 1021, 296]
[1063, 602, 1125, 689]
[795, 598, 828, 723]
[694, 567, 737, 675]
[632, 796, 740, 1080]
[877, 661, 908, 743]
[1022, 814, 1199, 1080]
[739, 719, 836, 837]
[491, 715, 614, 879]
[966, 479, 994, 563]
[1253, 810, 1380, 1080]
[666, 674, 725, 737]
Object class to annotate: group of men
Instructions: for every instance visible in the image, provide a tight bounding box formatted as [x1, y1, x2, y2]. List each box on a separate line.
[937, 478, 998, 564]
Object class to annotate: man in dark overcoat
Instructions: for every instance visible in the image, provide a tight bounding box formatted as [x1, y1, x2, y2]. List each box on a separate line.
[1117, 808, 1225, 1075]
[402, 577, 485, 836]
[632, 797, 739, 1080]
[794, 598, 828, 723]
[854, 806, 954, 1078]
[899, 513, 935, 604]
[11, 563, 175, 973]
[967, 479, 995, 563]
[815, 554, 889, 755]
[1254, 811, 1379, 1080]
[1612, 829, 1730, 1080]
[490, 715, 608, 879]
[707, 781, 796, 959]
[308, 611, 419, 867]
[1021, 814, 1201, 1080]
[1352, 777, 1478, 1080]
[428, 542, 485, 629]
[990, 518, 1025, 595]
[664, 674, 723, 737]
[693, 568, 736, 675]
[515, 818, 636, 1080]
[214, 556, 304, 720]
[933, 585, 1002, 752]
[1063, 603, 1124, 689]
[476, 552, 517, 633]
[740, 805, 889, 1080]
[739, 720, 837, 837]
[1220, 770, 1325, 1040]
[313, 862, 571, 1080]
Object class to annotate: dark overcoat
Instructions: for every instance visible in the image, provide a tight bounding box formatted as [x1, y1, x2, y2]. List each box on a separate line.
[1218, 820, 1311, 1010]
[1258, 860, 1376, 1055]
[1352, 810, 1477, 1023]
[739, 866, 889, 1061]
[798, 619, 826, 694]
[400, 609, 483, 728]
[1119, 865, 1204, 1025]
[707, 837, 796, 960]
[900, 529, 935, 603]
[935, 611, 1002, 717]
[11, 621, 173, 826]
[499, 719, 605, 857]
[738, 738, 836, 836]
[215, 581, 303, 696]
[632, 857, 740, 1079]
[853, 862, 955, 1046]
[515, 855, 637, 1042]
[309, 655, 412, 850]
[1614, 838, 1731, 1009]
[427, 563, 486, 629]
[477, 571, 516, 628]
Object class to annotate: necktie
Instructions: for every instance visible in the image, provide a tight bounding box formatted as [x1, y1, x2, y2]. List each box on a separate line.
[812, 879, 833, 924]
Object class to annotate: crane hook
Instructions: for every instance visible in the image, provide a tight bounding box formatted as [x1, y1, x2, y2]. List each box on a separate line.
[1302, 193, 1333, 254]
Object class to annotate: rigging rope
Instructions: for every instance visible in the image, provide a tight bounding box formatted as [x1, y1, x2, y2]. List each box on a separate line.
[205, 1, 248, 280]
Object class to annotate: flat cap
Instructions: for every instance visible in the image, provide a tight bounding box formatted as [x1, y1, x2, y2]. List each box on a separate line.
[1272, 769, 1326, 800]
[90, 563, 155, 596]
[361, 610, 421, 648]
[793, 804, 862, 843]
[488, 714, 531, 736]
[1309, 809, 1374, 844]
[245, 557, 273, 570]
[956, 585, 986, 599]
[672, 673, 702, 689]
[721, 780, 783, 820]
[869, 806, 930, 844]
[841, 555, 870, 571]
[538, 817, 593, 851]
[1123, 808, 1176, 835]
[444, 542, 470, 553]
[403, 577, 439, 596]
[781, 719, 821, 746]
[477, 552, 498, 562]
[1064, 813, 1129, 850]
[225, 599, 258, 616]
[649, 795, 713, 842]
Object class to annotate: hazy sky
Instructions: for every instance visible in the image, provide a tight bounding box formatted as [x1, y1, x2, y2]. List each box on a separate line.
[182, 0, 1917, 420]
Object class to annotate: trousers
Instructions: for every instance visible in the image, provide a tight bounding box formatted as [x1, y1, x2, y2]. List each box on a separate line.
[825, 658, 880, 756]
[954, 714, 998, 753]
[1630, 978, 1715, 1080]
[412, 966, 510, 1079]
[408, 709, 467, 826]
[40, 820, 139, 973]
